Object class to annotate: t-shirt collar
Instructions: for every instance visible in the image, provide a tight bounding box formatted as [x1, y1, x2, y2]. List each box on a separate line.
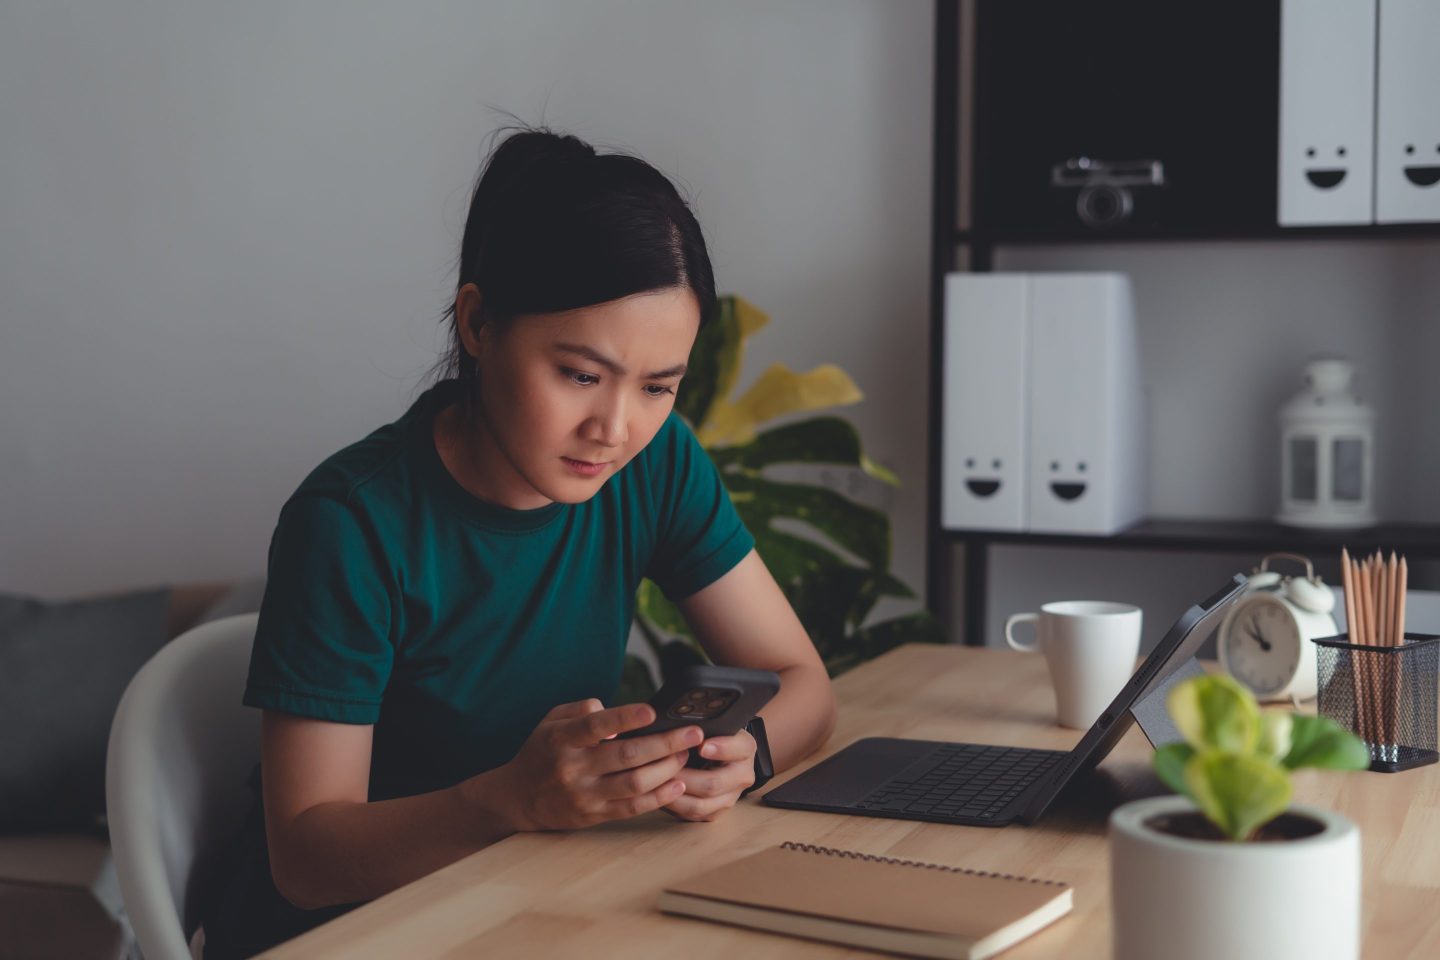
[407, 380, 567, 533]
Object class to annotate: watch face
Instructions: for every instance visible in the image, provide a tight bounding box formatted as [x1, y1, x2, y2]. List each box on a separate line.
[1223, 596, 1301, 696]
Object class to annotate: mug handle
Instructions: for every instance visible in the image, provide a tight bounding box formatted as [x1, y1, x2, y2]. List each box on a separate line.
[1004, 612, 1040, 652]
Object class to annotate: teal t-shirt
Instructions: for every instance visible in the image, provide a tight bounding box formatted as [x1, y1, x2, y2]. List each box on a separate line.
[242, 379, 754, 802]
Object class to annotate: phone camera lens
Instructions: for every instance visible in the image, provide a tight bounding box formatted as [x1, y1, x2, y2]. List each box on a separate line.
[675, 704, 693, 714]
[687, 690, 706, 701]
[706, 698, 727, 711]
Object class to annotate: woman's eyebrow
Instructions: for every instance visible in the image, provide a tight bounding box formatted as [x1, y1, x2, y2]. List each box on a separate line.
[554, 343, 687, 379]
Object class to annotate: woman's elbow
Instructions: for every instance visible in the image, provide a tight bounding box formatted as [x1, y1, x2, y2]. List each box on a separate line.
[267, 831, 337, 912]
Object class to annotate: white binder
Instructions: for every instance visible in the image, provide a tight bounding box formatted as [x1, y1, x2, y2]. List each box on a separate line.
[1278, 0, 1377, 226]
[1375, 0, 1440, 223]
[941, 273, 1030, 531]
[1026, 274, 1146, 536]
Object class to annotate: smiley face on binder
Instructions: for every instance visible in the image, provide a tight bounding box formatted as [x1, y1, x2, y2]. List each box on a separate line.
[764, 576, 1249, 827]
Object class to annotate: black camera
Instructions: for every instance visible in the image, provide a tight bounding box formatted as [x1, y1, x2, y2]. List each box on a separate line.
[1050, 157, 1167, 230]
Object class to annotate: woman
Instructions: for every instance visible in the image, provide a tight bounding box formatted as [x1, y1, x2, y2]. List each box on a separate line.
[199, 128, 837, 958]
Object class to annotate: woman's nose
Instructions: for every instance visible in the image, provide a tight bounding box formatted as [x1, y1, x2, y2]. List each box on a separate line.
[586, 398, 628, 448]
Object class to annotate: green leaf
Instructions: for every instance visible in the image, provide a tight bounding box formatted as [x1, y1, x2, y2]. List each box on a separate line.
[750, 528, 848, 590]
[825, 611, 944, 677]
[709, 417, 867, 472]
[1167, 674, 1261, 753]
[727, 473, 891, 570]
[1282, 714, 1372, 771]
[614, 654, 658, 706]
[635, 579, 691, 638]
[676, 296, 743, 432]
[860, 453, 900, 487]
[1184, 750, 1292, 842]
[1152, 742, 1197, 800]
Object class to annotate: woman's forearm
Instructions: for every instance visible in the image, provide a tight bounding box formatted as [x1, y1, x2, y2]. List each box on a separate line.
[762, 662, 838, 772]
[269, 764, 520, 911]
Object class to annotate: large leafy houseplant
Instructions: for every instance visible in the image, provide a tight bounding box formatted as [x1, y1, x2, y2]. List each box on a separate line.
[619, 296, 940, 701]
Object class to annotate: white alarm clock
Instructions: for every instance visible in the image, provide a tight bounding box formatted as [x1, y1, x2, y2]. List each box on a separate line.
[1217, 553, 1338, 704]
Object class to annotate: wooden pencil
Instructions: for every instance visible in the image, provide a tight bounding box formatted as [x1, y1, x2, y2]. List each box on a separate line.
[1379, 553, 1392, 649]
[1384, 553, 1397, 743]
[1342, 549, 1367, 741]
[1397, 555, 1407, 644]
[1360, 555, 1379, 744]
[1342, 547, 1357, 639]
[1353, 555, 1376, 742]
[1390, 554, 1406, 746]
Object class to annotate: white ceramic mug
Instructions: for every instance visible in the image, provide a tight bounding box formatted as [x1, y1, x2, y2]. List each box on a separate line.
[1004, 601, 1143, 729]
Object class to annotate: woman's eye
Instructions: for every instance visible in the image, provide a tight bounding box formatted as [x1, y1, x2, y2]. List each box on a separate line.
[565, 369, 599, 386]
[645, 384, 676, 398]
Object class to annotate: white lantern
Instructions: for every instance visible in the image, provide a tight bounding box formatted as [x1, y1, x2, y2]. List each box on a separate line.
[1277, 359, 1376, 528]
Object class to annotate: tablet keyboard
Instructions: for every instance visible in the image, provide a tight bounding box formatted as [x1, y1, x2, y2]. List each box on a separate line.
[852, 743, 1066, 821]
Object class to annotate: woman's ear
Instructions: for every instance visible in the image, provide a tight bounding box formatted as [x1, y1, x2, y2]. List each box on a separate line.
[454, 284, 486, 359]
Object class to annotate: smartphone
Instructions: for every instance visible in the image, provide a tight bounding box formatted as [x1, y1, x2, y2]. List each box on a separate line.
[617, 664, 780, 768]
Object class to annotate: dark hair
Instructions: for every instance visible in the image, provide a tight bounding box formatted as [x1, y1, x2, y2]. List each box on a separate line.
[434, 126, 716, 412]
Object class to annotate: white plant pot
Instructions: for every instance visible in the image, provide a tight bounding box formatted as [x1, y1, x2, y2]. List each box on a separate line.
[1109, 796, 1360, 960]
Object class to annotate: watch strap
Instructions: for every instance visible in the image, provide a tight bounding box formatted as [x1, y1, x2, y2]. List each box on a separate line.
[740, 716, 774, 798]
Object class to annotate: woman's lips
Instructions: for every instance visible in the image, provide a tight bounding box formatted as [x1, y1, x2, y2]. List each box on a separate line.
[562, 457, 609, 477]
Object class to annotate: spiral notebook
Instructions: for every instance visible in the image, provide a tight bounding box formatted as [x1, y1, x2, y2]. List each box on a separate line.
[659, 842, 1072, 959]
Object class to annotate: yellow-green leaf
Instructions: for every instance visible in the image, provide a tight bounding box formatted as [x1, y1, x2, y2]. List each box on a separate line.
[733, 295, 769, 337]
[1257, 712, 1293, 761]
[709, 296, 769, 420]
[860, 453, 900, 487]
[1167, 674, 1260, 753]
[698, 362, 863, 447]
[1184, 750, 1292, 841]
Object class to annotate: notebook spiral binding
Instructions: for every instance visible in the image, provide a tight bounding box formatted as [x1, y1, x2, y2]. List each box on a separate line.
[778, 842, 1065, 887]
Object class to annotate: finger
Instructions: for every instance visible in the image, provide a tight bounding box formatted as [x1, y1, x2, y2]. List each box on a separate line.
[555, 702, 654, 747]
[663, 789, 742, 822]
[695, 730, 756, 764]
[543, 698, 605, 723]
[592, 750, 689, 801]
[593, 724, 705, 775]
[596, 777, 687, 821]
[675, 759, 753, 799]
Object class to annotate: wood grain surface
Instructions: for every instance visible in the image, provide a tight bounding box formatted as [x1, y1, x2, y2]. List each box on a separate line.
[260, 645, 1439, 959]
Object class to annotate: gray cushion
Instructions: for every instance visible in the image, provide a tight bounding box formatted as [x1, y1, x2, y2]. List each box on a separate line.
[0, 590, 170, 834]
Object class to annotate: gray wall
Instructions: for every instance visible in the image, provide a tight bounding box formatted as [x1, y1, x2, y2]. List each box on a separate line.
[0, 1, 934, 603]
[4, 2, 1435, 658]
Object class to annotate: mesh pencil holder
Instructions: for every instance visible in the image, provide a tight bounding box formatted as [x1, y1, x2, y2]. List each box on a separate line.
[1312, 633, 1439, 773]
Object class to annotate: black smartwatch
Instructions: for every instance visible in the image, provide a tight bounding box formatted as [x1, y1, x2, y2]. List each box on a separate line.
[740, 716, 774, 798]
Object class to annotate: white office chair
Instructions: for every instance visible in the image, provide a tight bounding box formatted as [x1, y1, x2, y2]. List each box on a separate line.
[105, 613, 261, 960]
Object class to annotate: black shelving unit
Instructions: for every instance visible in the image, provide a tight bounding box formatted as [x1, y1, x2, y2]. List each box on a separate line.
[925, 0, 1440, 647]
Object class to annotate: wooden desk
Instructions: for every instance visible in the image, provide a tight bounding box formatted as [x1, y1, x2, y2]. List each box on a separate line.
[262, 645, 1440, 958]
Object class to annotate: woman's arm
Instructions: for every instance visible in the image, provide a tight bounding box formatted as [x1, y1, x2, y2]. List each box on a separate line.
[678, 549, 838, 773]
[262, 700, 703, 910]
[260, 712, 516, 910]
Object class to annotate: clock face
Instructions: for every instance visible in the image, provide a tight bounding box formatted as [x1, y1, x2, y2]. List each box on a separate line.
[1222, 596, 1301, 696]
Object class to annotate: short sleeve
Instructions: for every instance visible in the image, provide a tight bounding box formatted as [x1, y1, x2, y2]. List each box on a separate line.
[243, 495, 395, 724]
[645, 415, 756, 600]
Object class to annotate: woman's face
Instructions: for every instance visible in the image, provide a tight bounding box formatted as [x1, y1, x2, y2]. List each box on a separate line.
[459, 285, 701, 510]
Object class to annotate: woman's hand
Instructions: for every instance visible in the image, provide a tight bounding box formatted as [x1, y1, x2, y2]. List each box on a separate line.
[664, 728, 758, 822]
[494, 698, 703, 832]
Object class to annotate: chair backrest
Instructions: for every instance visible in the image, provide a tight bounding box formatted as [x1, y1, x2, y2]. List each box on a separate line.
[105, 613, 260, 960]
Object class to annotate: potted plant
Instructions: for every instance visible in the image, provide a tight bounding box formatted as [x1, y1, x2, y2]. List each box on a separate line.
[1109, 674, 1370, 960]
